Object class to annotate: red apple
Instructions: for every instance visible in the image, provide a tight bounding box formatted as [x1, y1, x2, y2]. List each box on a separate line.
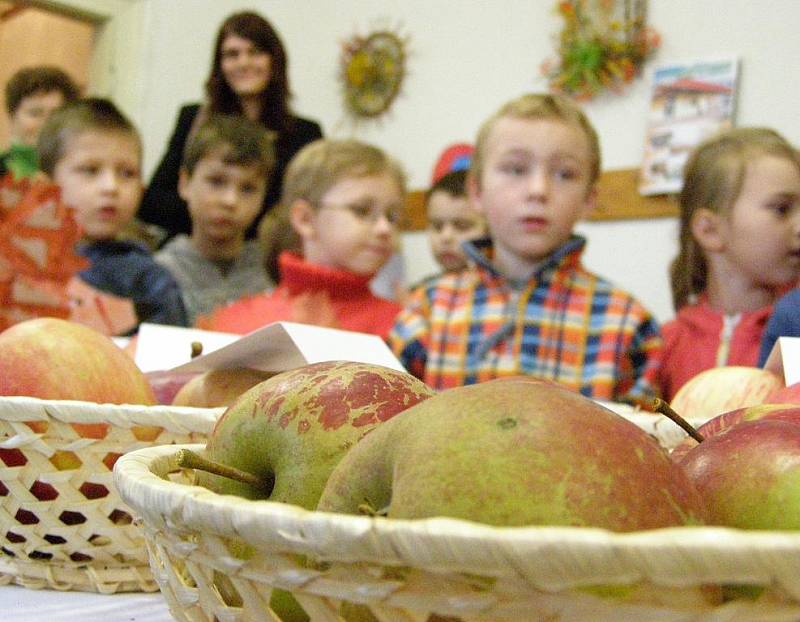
[678, 419, 800, 530]
[145, 370, 200, 405]
[670, 366, 784, 421]
[768, 381, 800, 405]
[0, 317, 156, 405]
[671, 403, 800, 461]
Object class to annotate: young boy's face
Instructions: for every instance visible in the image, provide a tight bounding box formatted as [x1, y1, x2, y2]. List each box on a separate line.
[470, 116, 596, 277]
[297, 171, 402, 276]
[427, 190, 486, 272]
[179, 153, 266, 245]
[53, 129, 142, 241]
[9, 90, 66, 147]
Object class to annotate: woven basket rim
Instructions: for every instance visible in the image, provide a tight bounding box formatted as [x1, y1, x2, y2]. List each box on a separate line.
[114, 443, 800, 591]
[0, 398, 220, 594]
[0, 395, 224, 432]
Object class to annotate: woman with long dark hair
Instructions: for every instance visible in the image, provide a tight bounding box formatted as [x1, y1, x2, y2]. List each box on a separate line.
[138, 11, 323, 242]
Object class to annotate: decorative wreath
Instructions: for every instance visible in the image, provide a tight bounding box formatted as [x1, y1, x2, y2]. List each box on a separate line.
[542, 0, 661, 100]
[339, 29, 408, 119]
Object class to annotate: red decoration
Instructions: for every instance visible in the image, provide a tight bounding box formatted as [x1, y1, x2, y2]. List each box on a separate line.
[0, 175, 88, 331]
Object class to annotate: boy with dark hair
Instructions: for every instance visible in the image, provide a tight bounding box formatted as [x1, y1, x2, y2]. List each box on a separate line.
[39, 97, 187, 334]
[155, 114, 276, 325]
[3, 65, 80, 179]
[424, 144, 486, 275]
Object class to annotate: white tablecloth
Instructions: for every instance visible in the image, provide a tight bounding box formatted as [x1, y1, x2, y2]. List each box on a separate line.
[1, 584, 174, 621]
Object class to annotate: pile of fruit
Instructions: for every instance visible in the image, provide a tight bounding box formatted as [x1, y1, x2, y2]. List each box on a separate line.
[3, 316, 800, 616]
[146, 356, 799, 619]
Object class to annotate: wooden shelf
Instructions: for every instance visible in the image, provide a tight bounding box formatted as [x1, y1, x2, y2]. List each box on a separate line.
[402, 167, 678, 232]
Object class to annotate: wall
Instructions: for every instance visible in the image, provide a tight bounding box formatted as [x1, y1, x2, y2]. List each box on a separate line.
[0, 6, 94, 147]
[32, 0, 148, 121]
[49, 0, 800, 323]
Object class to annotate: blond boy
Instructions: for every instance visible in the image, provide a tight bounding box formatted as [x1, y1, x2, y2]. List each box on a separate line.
[390, 93, 662, 403]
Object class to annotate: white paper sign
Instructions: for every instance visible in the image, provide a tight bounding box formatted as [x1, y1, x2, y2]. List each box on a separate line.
[134, 323, 239, 372]
[169, 321, 406, 374]
[763, 336, 800, 386]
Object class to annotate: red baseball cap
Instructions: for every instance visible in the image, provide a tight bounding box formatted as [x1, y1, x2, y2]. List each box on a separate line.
[431, 143, 475, 185]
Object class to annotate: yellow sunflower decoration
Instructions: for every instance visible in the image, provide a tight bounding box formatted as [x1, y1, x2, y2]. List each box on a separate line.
[340, 29, 408, 119]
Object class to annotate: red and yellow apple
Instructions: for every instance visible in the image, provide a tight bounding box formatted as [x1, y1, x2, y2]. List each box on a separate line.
[768, 381, 800, 405]
[678, 419, 800, 530]
[670, 366, 784, 421]
[671, 403, 800, 461]
[0, 317, 156, 405]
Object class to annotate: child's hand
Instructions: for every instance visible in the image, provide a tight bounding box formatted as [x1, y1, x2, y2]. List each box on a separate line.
[290, 291, 339, 328]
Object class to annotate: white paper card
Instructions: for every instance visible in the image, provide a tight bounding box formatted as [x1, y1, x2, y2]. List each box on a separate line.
[134, 323, 239, 372]
[169, 321, 406, 373]
[763, 336, 800, 386]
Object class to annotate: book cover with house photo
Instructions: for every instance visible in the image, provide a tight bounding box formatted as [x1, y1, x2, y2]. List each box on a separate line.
[639, 57, 739, 196]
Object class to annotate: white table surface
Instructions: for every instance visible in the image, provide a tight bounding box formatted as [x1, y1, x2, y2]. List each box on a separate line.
[0, 584, 174, 621]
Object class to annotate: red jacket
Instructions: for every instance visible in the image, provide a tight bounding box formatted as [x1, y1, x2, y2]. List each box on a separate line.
[658, 299, 772, 400]
[200, 252, 402, 341]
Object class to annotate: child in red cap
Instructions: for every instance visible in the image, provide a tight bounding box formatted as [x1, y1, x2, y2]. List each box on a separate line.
[422, 143, 487, 278]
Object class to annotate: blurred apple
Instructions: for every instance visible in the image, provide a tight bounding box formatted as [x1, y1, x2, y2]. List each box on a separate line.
[670, 366, 783, 421]
[0, 317, 155, 405]
[145, 370, 200, 405]
[670, 403, 800, 461]
[171, 368, 275, 408]
[678, 419, 800, 530]
[768, 381, 800, 405]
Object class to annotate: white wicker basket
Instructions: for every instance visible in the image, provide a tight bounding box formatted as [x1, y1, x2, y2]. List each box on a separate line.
[0, 396, 223, 593]
[114, 438, 800, 622]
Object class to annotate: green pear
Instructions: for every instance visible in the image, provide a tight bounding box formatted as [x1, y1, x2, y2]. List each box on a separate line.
[318, 378, 707, 530]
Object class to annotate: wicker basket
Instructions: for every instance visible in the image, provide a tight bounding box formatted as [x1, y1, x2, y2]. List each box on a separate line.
[0, 396, 223, 594]
[114, 439, 800, 622]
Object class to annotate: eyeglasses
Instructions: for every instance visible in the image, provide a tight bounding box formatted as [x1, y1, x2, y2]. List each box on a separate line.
[319, 201, 405, 226]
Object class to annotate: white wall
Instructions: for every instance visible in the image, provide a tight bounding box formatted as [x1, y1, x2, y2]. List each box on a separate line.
[66, 0, 800, 323]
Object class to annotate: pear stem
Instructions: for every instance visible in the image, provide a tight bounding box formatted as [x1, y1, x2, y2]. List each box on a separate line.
[653, 398, 705, 443]
[175, 448, 267, 489]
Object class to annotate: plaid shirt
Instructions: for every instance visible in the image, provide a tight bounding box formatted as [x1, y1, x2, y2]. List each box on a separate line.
[390, 236, 663, 403]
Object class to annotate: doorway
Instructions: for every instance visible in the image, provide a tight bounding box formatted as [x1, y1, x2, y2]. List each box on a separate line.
[0, 1, 96, 147]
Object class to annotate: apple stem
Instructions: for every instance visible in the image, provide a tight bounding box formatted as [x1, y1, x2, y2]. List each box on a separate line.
[357, 498, 389, 517]
[652, 398, 705, 443]
[175, 448, 268, 490]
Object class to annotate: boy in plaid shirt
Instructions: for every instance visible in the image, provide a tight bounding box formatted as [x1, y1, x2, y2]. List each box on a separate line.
[390, 93, 662, 403]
